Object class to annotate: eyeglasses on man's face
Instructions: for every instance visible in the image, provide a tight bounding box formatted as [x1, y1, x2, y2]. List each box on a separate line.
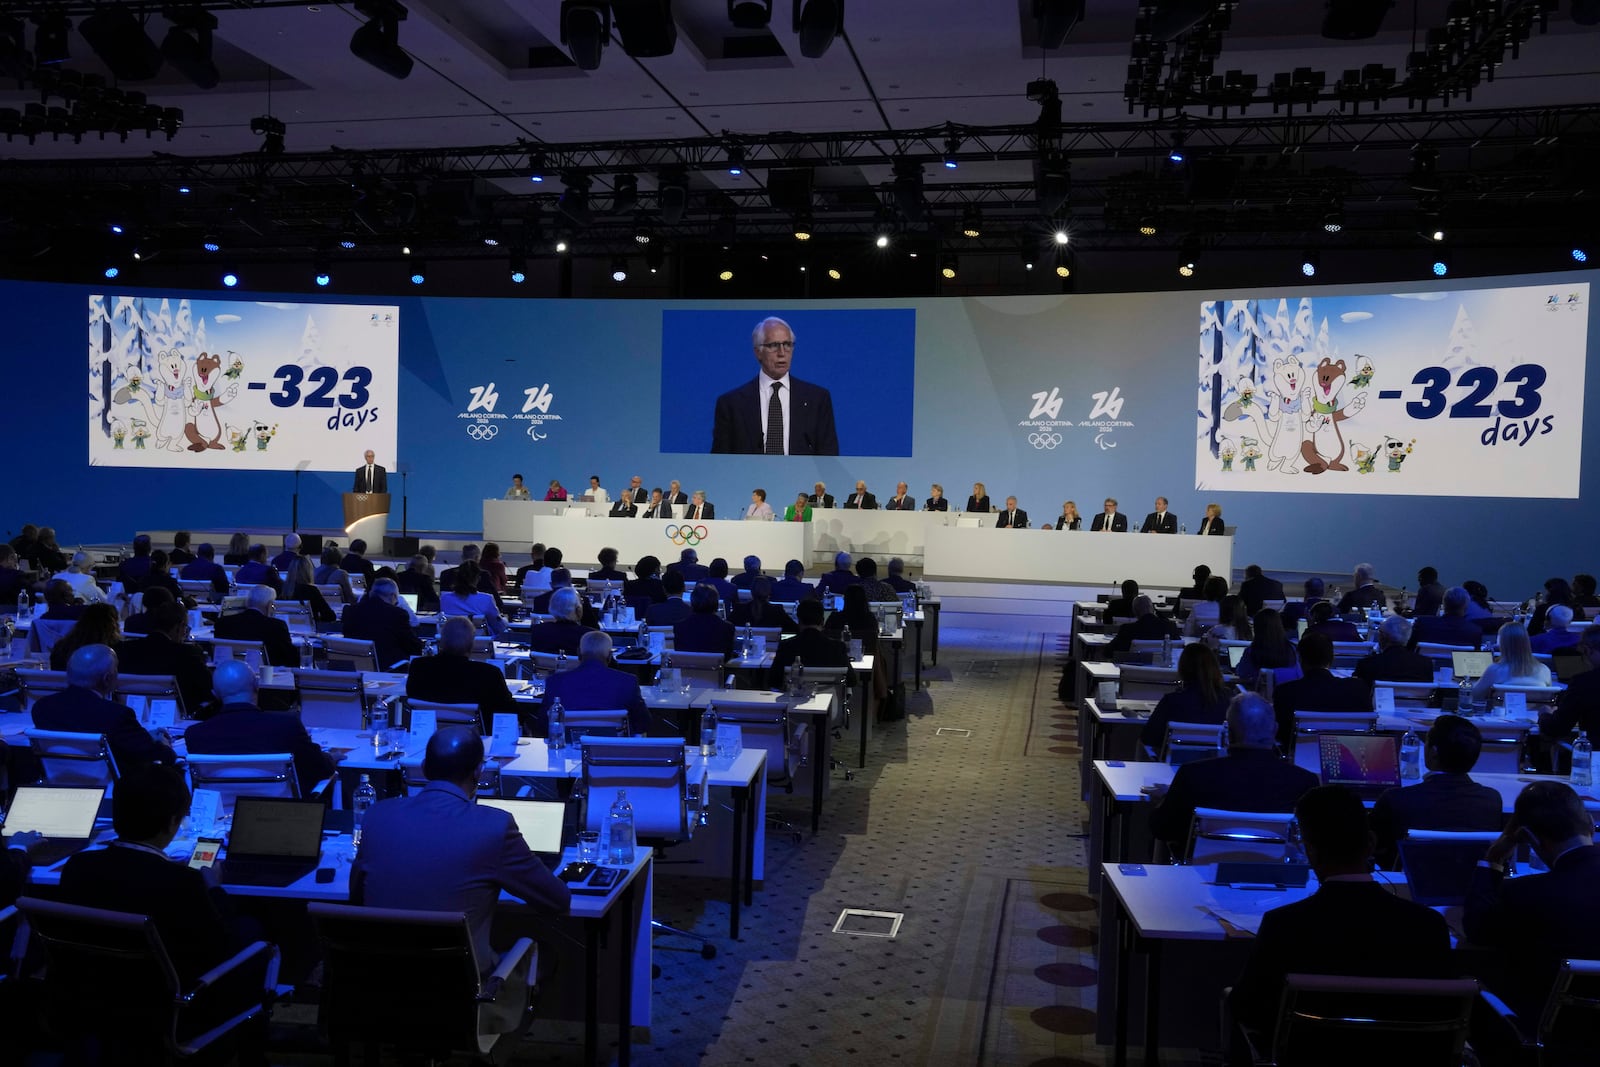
[756, 340, 795, 351]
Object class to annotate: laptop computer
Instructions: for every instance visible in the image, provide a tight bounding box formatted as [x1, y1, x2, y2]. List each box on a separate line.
[399, 592, 419, 613]
[1398, 835, 1500, 907]
[476, 798, 568, 866]
[1227, 644, 1247, 669]
[222, 796, 327, 887]
[2, 786, 106, 866]
[1317, 733, 1402, 799]
[1555, 654, 1592, 682]
[1451, 651, 1494, 680]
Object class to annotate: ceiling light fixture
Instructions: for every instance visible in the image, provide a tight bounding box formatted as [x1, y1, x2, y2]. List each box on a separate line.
[250, 114, 286, 155]
[33, 11, 71, 66]
[719, 268, 734, 281]
[611, 256, 628, 282]
[202, 234, 221, 253]
[1301, 249, 1320, 277]
[940, 255, 958, 280]
[161, 8, 220, 89]
[729, 0, 773, 29]
[79, 6, 164, 81]
[962, 205, 982, 238]
[409, 257, 426, 285]
[509, 253, 527, 283]
[794, 0, 844, 59]
[793, 211, 814, 241]
[727, 143, 745, 177]
[612, 173, 638, 215]
[827, 267, 842, 280]
[561, 1, 610, 71]
[351, 1, 414, 80]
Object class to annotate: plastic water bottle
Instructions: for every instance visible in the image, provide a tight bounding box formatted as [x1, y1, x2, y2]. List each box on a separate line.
[16, 591, 27, 619]
[742, 625, 754, 659]
[1572, 730, 1593, 788]
[352, 773, 377, 850]
[1179, 523, 1186, 535]
[1458, 676, 1474, 713]
[369, 701, 390, 751]
[1282, 816, 1305, 865]
[1217, 724, 1228, 758]
[1400, 728, 1423, 780]
[700, 705, 718, 759]
[300, 638, 313, 669]
[1161, 633, 1173, 665]
[607, 789, 635, 864]
[547, 697, 566, 752]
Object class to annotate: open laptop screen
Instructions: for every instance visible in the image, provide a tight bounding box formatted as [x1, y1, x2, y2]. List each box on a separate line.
[1317, 733, 1402, 791]
[1452, 651, 1493, 679]
[228, 797, 326, 859]
[1227, 645, 1247, 668]
[476, 799, 566, 854]
[399, 593, 419, 613]
[2, 786, 104, 840]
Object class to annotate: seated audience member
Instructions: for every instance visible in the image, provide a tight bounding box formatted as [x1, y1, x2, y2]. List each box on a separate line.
[338, 538, 378, 586]
[122, 585, 174, 636]
[1529, 576, 1588, 636]
[49, 602, 123, 671]
[223, 532, 251, 567]
[58, 764, 240, 987]
[53, 552, 106, 604]
[513, 544, 550, 594]
[732, 577, 798, 633]
[744, 488, 775, 521]
[771, 559, 816, 603]
[1239, 564, 1285, 615]
[666, 548, 710, 583]
[478, 543, 507, 592]
[1180, 565, 1212, 601]
[1530, 604, 1581, 653]
[439, 561, 509, 639]
[406, 616, 517, 729]
[1464, 781, 1600, 1020]
[1572, 572, 1600, 610]
[845, 481, 878, 510]
[539, 631, 650, 737]
[823, 586, 879, 658]
[609, 490, 638, 518]
[1, 828, 43, 906]
[531, 569, 600, 627]
[995, 496, 1028, 530]
[526, 587, 596, 655]
[178, 543, 230, 598]
[1102, 580, 1139, 625]
[1368, 714, 1503, 870]
[1272, 631, 1375, 748]
[1470, 621, 1551, 706]
[1462, 580, 1494, 621]
[9, 523, 40, 567]
[114, 602, 214, 718]
[136, 550, 183, 601]
[439, 545, 500, 600]
[885, 558, 915, 595]
[1109, 595, 1180, 655]
[1334, 562, 1387, 614]
[769, 598, 851, 688]
[1209, 599, 1253, 642]
[625, 555, 668, 605]
[704, 558, 738, 606]
[1054, 501, 1082, 530]
[855, 558, 898, 603]
[350, 727, 570, 1050]
[117, 534, 154, 585]
[924, 484, 948, 512]
[1279, 577, 1325, 630]
[1226, 785, 1455, 1053]
[685, 490, 714, 521]
[816, 553, 859, 597]
[1539, 624, 1600, 742]
[809, 482, 835, 510]
[1139, 644, 1231, 753]
[314, 544, 357, 604]
[783, 493, 812, 523]
[185, 660, 335, 796]
[269, 532, 302, 573]
[168, 530, 196, 567]
[1412, 566, 1446, 618]
[1147, 693, 1320, 849]
[674, 585, 735, 659]
[1409, 586, 1483, 649]
[213, 584, 299, 667]
[1354, 615, 1433, 683]
[1306, 600, 1361, 643]
[1183, 575, 1228, 635]
[731, 555, 763, 591]
[285, 554, 337, 623]
[341, 577, 423, 670]
[33, 644, 175, 770]
[592, 547, 628, 583]
[398, 556, 444, 614]
[644, 572, 693, 627]
[234, 543, 283, 593]
[0, 544, 28, 605]
[32, 527, 67, 574]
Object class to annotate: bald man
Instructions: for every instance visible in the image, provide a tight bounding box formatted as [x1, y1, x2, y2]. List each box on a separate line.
[32, 644, 174, 772]
[184, 660, 334, 797]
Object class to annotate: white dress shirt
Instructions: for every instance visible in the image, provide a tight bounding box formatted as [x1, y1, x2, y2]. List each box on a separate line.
[589, 487, 610, 503]
[760, 372, 792, 455]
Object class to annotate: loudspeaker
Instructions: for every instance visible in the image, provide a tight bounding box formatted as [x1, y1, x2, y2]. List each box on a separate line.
[299, 534, 324, 556]
[387, 535, 420, 557]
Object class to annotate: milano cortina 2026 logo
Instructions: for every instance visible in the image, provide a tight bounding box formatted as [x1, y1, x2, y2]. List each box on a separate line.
[1018, 386, 1133, 451]
[458, 382, 563, 442]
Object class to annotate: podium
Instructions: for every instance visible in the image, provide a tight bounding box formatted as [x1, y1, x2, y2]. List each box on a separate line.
[343, 492, 390, 547]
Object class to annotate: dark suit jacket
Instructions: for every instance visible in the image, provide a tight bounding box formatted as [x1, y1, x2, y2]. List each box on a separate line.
[808, 493, 835, 509]
[59, 844, 236, 986]
[1140, 686, 1231, 751]
[1309, 619, 1362, 643]
[770, 578, 816, 603]
[351, 781, 571, 970]
[183, 701, 335, 797]
[1240, 574, 1286, 614]
[1228, 881, 1456, 1036]
[114, 633, 214, 719]
[353, 464, 388, 493]
[732, 601, 798, 633]
[965, 495, 990, 513]
[674, 613, 735, 659]
[178, 558, 229, 596]
[340, 553, 377, 584]
[1089, 512, 1127, 532]
[1412, 581, 1446, 619]
[1140, 511, 1178, 534]
[394, 570, 440, 612]
[639, 500, 670, 519]
[684, 503, 716, 521]
[117, 556, 153, 584]
[842, 492, 878, 510]
[340, 596, 422, 670]
[234, 561, 282, 594]
[1198, 516, 1226, 535]
[924, 497, 948, 511]
[668, 562, 711, 583]
[816, 569, 860, 597]
[1271, 668, 1374, 748]
[1354, 645, 1435, 684]
[1368, 773, 1504, 870]
[995, 508, 1029, 530]
[1148, 747, 1319, 847]
[730, 571, 761, 590]
[1102, 597, 1137, 625]
[1054, 516, 1081, 530]
[539, 660, 650, 737]
[624, 577, 667, 605]
[609, 500, 638, 518]
[1464, 844, 1600, 1018]
[1335, 584, 1387, 614]
[524, 619, 596, 655]
[643, 599, 692, 627]
[1109, 614, 1181, 655]
[1540, 666, 1600, 741]
[711, 376, 839, 455]
[1408, 615, 1482, 650]
[1280, 597, 1322, 629]
[769, 628, 850, 688]
[405, 653, 516, 723]
[32, 686, 176, 772]
[884, 494, 916, 512]
[212, 608, 297, 667]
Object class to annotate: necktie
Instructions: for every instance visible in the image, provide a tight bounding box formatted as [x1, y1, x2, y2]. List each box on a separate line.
[1009, 511, 1015, 526]
[765, 381, 784, 455]
[1103, 516, 1110, 532]
[365, 465, 373, 490]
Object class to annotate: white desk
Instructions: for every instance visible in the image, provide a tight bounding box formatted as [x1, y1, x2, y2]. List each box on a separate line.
[923, 527, 1233, 587]
[481, 509, 813, 570]
[807, 508, 952, 563]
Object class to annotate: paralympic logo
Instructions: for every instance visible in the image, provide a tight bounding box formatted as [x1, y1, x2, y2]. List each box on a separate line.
[665, 524, 709, 546]
[1028, 431, 1062, 450]
[466, 423, 498, 441]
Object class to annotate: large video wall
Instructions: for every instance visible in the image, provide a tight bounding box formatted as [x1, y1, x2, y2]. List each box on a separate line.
[12, 270, 1596, 595]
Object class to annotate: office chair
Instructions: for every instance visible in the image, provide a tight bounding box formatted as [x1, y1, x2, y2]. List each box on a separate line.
[26, 730, 119, 788]
[293, 668, 369, 730]
[322, 636, 380, 672]
[1159, 720, 1228, 765]
[14, 668, 69, 712]
[704, 695, 805, 844]
[112, 673, 188, 724]
[185, 752, 318, 816]
[1243, 973, 1478, 1066]
[1185, 807, 1297, 865]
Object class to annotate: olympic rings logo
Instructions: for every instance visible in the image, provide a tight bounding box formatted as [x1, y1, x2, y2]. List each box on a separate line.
[466, 423, 499, 441]
[1028, 431, 1062, 450]
[665, 524, 709, 546]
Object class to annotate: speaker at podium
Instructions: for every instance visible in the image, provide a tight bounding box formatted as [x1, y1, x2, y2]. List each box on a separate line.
[343, 492, 390, 547]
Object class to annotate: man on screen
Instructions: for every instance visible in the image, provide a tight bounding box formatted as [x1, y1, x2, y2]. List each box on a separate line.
[353, 450, 388, 494]
[710, 317, 840, 456]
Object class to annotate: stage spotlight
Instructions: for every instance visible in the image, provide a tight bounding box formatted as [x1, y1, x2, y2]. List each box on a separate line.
[634, 214, 654, 244]
[827, 267, 842, 280]
[250, 114, 286, 155]
[940, 256, 958, 280]
[645, 242, 665, 273]
[612, 173, 638, 215]
[554, 238, 570, 254]
[1053, 247, 1073, 278]
[558, 174, 593, 228]
[1301, 250, 1320, 277]
[727, 143, 745, 177]
[79, 7, 164, 81]
[657, 168, 689, 225]
[1431, 255, 1450, 277]
[729, 0, 772, 28]
[893, 158, 925, 224]
[221, 271, 239, 288]
[132, 238, 159, 262]
[1570, 247, 1587, 263]
[943, 134, 961, 170]
[482, 233, 502, 248]
[611, 257, 628, 282]
[351, 1, 414, 79]
[109, 224, 124, 234]
[561, 1, 610, 70]
[177, 185, 191, 195]
[103, 265, 120, 279]
[315, 273, 331, 287]
[528, 152, 547, 183]
[874, 231, 891, 249]
[34, 11, 70, 65]
[1178, 239, 1199, 277]
[339, 232, 358, 250]
[793, 211, 814, 241]
[1052, 224, 1070, 246]
[1138, 215, 1158, 237]
[161, 9, 219, 89]
[510, 253, 527, 283]
[1020, 243, 1035, 271]
[1322, 207, 1344, 233]
[1167, 131, 1187, 164]
[719, 268, 734, 282]
[794, 0, 844, 59]
[409, 258, 426, 285]
[962, 206, 982, 238]
[202, 234, 221, 252]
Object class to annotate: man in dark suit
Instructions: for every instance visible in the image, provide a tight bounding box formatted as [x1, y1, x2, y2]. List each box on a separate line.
[395, 555, 440, 613]
[114, 602, 215, 719]
[1147, 693, 1319, 849]
[1412, 566, 1446, 618]
[526, 587, 598, 655]
[530, 571, 600, 628]
[539, 632, 652, 737]
[769, 599, 851, 688]
[1280, 577, 1325, 630]
[340, 577, 422, 670]
[1180, 565, 1211, 601]
[212, 586, 298, 667]
[1226, 785, 1456, 1050]
[808, 482, 835, 510]
[732, 576, 799, 632]
[995, 496, 1029, 530]
[842, 481, 878, 510]
[665, 549, 711, 584]
[39, 579, 85, 621]
[730, 555, 763, 591]
[1368, 714, 1503, 869]
[639, 489, 670, 519]
[1409, 586, 1482, 649]
[884, 482, 916, 511]
[674, 585, 735, 659]
[885, 558, 915, 595]
[625, 556, 668, 605]
[1465, 781, 1600, 1020]
[663, 481, 689, 508]
[1139, 497, 1178, 534]
[234, 543, 284, 594]
[269, 532, 303, 574]
[33, 644, 176, 772]
[682, 490, 714, 522]
[1238, 564, 1286, 615]
[1335, 562, 1386, 614]
[771, 559, 816, 603]
[816, 553, 861, 597]
[1089, 498, 1127, 532]
[117, 534, 154, 585]
[1305, 600, 1362, 643]
[643, 572, 693, 627]
[1539, 624, 1600, 742]
[178, 542, 230, 598]
[185, 660, 335, 798]
[1108, 595, 1181, 655]
[353, 449, 387, 493]
[1101, 579, 1139, 625]
[340, 539, 378, 586]
[405, 617, 517, 730]
[609, 491, 639, 518]
[710, 316, 839, 455]
[1271, 632, 1375, 747]
[1354, 615, 1434, 683]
